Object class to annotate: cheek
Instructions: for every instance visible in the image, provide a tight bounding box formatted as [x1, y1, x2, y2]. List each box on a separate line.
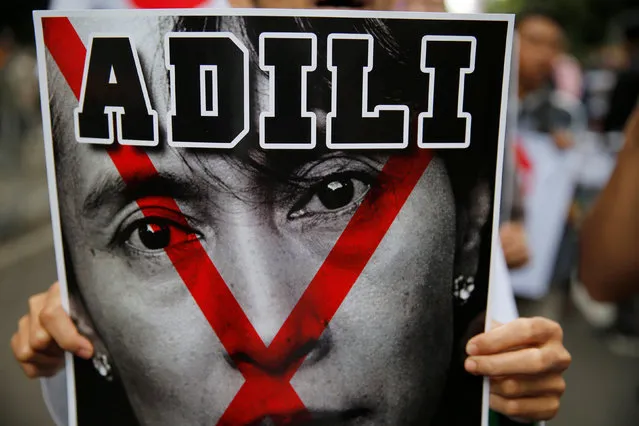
[67, 240, 239, 410]
[313, 158, 456, 413]
[69, 246, 243, 423]
[353, 156, 455, 347]
[72, 247, 209, 355]
[341, 185, 456, 367]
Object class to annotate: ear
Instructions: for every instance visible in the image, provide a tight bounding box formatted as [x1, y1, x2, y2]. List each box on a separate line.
[454, 180, 493, 280]
[69, 292, 110, 361]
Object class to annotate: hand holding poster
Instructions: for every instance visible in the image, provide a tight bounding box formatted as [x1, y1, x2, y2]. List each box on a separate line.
[33, 9, 513, 426]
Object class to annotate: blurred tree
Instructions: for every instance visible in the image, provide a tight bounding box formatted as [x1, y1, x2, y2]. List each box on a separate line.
[486, 0, 639, 59]
[0, 0, 49, 45]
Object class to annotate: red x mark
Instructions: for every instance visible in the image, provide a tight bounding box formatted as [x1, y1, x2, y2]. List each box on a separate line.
[43, 17, 433, 425]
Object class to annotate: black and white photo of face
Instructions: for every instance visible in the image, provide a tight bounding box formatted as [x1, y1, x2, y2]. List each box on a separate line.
[47, 14, 494, 426]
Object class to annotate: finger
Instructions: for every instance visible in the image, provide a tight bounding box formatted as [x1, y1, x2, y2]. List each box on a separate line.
[505, 247, 528, 266]
[11, 316, 33, 362]
[511, 250, 530, 267]
[27, 293, 57, 353]
[506, 238, 527, 253]
[466, 317, 562, 355]
[11, 328, 63, 366]
[39, 292, 93, 360]
[501, 240, 516, 255]
[553, 131, 574, 150]
[499, 229, 512, 241]
[490, 394, 560, 422]
[465, 344, 571, 377]
[503, 247, 526, 266]
[500, 232, 516, 247]
[504, 239, 528, 258]
[503, 222, 525, 239]
[491, 375, 566, 398]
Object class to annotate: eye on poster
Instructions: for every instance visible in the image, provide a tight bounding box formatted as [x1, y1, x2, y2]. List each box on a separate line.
[33, 8, 514, 426]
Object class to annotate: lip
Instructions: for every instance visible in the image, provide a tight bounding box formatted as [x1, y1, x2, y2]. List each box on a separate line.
[245, 407, 373, 426]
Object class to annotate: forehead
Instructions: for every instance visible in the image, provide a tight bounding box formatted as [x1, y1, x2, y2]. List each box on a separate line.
[518, 16, 562, 37]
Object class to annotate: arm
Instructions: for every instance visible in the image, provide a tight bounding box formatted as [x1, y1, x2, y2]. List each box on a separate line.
[579, 108, 639, 302]
[500, 222, 530, 269]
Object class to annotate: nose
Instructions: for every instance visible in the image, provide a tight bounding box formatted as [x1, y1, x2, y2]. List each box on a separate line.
[225, 328, 333, 376]
[212, 208, 332, 374]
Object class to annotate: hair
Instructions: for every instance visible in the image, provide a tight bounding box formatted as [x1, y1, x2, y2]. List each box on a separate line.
[515, 6, 567, 32]
[175, 14, 497, 234]
[622, 15, 639, 44]
[54, 14, 497, 426]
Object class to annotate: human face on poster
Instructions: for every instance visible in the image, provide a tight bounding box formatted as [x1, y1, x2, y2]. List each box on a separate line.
[35, 9, 513, 426]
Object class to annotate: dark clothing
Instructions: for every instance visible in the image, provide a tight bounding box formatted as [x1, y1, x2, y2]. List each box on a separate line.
[604, 67, 639, 132]
[518, 84, 581, 134]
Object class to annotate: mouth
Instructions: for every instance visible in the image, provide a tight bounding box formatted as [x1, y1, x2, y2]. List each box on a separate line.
[245, 407, 373, 426]
[314, 0, 372, 9]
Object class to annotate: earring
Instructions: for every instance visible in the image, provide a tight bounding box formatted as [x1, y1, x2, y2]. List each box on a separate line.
[453, 275, 475, 305]
[92, 352, 114, 382]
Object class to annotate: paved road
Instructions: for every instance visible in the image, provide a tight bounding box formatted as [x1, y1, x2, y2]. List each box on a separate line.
[0, 225, 637, 426]
[1, 226, 56, 426]
[552, 306, 639, 426]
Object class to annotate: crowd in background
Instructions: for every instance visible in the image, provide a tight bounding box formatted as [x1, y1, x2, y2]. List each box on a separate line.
[500, 6, 639, 357]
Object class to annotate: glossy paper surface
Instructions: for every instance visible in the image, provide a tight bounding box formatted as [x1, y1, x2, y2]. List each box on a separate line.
[34, 9, 513, 426]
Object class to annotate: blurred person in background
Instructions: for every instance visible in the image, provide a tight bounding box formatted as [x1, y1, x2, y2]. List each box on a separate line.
[498, 6, 586, 273]
[0, 1, 49, 241]
[553, 53, 583, 101]
[0, 1, 42, 175]
[509, 7, 589, 305]
[0, 28, 22, 175]
[516, 7, 584, 149]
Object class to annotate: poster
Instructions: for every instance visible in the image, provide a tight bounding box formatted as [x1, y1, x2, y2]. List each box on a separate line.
[33, 9, 513, 426]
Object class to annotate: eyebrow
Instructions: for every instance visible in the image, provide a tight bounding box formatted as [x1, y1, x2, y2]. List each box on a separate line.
[81, 172, 201, 217]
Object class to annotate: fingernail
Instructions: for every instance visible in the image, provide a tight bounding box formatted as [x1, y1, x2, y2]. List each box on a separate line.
[465, 358, 478, 373]
[77, 347, 93, 360]
[466, 342, 479, 355]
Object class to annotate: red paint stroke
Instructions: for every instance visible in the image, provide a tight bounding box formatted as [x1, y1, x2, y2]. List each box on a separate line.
[43, 16, 433, 425]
